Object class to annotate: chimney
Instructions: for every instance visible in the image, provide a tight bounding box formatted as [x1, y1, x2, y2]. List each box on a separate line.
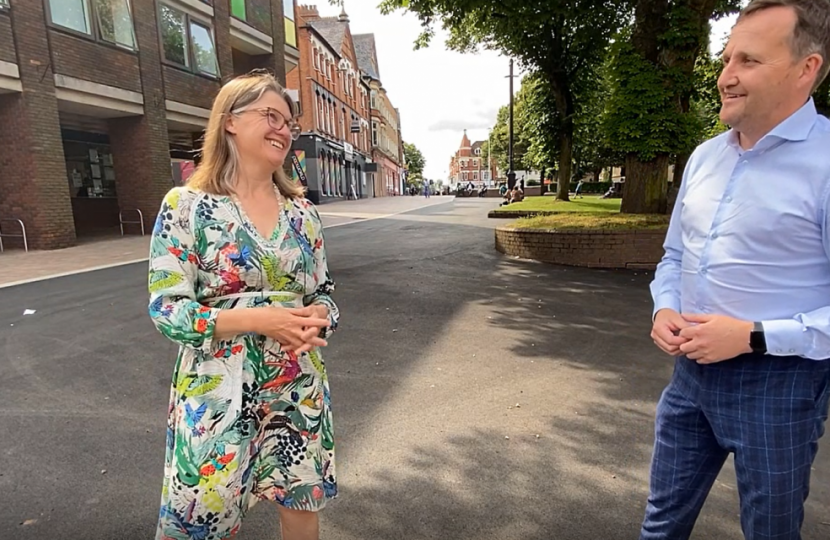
[297, 4, 320, 22]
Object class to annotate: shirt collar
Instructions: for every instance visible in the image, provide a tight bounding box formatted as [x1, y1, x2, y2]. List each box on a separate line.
[726, 97, 818, 151]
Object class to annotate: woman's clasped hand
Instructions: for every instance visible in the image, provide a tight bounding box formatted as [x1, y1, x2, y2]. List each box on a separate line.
[255, 305, 330, 355]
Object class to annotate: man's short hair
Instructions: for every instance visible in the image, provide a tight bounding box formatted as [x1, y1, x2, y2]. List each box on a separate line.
[740, 0, 830, 90]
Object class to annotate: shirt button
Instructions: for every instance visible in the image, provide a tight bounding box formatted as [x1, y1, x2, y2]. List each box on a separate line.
[789, 349, 795, 353]
[710, 231, 718, 239]
[700, 267, 708, 275]
[725, 196, 733, 203]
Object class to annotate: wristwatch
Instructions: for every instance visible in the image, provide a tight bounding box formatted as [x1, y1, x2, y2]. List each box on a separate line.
[750, 321, 767, 354]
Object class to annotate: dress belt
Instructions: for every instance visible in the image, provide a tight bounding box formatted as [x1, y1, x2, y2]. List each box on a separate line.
[203, 291, 303, 307]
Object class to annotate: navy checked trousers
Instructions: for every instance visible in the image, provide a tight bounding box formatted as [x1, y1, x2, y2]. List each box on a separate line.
[640, 354, 830, 540]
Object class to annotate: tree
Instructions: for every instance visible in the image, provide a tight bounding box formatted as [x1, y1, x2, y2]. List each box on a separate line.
[403, 142, 427, 179]
[605, 0, 742, 214]
[381, 0, 630, 201]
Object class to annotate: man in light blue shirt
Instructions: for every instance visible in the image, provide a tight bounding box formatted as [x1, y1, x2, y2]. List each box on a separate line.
[642, 1, 830, 538]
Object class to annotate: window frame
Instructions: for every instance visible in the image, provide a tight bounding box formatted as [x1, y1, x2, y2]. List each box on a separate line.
[45, 0, 138, 51]
[0, 0, 9, 8]
[158, 2, 219, 79]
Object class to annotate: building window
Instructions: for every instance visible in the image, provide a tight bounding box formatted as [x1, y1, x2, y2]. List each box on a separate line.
[283, 0, 296, 48]
[48, 0, 137, 50]
[231, 0, 246, 20]
[317, 96, 324, 131]
[160, 4, 219, 77]
[0, 0, 8, 7]
[372, 121, 378, 146]
[313, 49, 320, 70]
[370, 90, 377, 109]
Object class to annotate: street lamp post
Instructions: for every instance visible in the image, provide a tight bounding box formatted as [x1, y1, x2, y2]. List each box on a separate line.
[487, 128, 493, 187]
[507, 58, 516, 190]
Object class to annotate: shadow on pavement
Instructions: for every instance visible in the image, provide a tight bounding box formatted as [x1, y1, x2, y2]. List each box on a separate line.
[0, 210, 827, 540]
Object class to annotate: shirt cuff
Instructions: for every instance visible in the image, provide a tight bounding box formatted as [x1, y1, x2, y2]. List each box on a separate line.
[652, 294, 682, 321]
[761, 318, 805, 357]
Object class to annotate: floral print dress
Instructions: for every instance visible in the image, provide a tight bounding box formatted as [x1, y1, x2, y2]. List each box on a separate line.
[148, 186, 339, 540]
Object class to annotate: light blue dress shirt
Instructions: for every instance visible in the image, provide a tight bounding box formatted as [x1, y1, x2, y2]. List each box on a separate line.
[651, 98, 830, 361]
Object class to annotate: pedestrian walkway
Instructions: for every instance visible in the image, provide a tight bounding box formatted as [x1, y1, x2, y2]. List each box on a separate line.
[0, 196, 456, 288]
[0, 235, 151, 288]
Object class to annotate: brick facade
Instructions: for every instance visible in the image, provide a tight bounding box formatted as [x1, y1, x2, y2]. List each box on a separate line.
[494, 227, 667, 269]
[0, 0, 293, 249]
[163, 66, 222, 109]
[50, 31, 142, 93]
[0, 0, 74, 249]
[291, 6, 370, 154]
[0, 13, 15, 63]
[450, 132, 496, 185]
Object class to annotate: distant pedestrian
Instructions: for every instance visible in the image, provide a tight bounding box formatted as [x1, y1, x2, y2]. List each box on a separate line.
[148, 71, 339, 540]
[642, 1, 830, 539]
[574, 180, 584, 198]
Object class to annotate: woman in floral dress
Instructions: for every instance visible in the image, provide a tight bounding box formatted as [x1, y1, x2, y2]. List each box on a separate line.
[148, 72, 339, 540]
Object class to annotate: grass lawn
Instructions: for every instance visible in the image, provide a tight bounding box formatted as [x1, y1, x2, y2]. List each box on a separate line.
[493, 195, 621, 214]
[509, 212, 669, 231]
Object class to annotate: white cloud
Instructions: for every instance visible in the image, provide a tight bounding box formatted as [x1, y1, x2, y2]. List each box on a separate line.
[428, 118, 493, 132]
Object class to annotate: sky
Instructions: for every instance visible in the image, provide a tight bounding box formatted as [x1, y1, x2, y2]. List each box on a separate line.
[317, 2, 741, 181]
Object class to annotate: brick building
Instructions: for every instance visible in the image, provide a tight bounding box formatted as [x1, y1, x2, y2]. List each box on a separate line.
[286, 4, 372, 204]
[0, 0, 296, 250]
[353, 32, 403, 196]
[449, 130, 496, 186]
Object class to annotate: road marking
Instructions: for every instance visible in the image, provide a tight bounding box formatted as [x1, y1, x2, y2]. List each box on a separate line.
[0, 199, 455, 288]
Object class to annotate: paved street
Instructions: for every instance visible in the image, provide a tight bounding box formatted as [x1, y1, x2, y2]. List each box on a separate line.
[1, 197, 828, 540]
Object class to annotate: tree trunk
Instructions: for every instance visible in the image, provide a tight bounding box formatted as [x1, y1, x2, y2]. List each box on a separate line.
[592, 167, 602, 183]
[623, 0, 718, 214]
[620, 153, 669, 214]
[556, 125, 573, 201]
[539, 166, 547, 194]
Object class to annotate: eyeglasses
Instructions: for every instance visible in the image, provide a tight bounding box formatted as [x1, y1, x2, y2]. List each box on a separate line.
[234, 107, 301, 141]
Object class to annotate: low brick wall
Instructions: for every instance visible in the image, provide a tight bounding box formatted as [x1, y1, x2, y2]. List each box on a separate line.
[495, 226, 667, 269]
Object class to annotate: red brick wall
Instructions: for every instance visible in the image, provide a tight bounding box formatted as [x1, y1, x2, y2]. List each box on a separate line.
[0, 13, 15, 63]
[163, 66, 221, 109]
[268, 0, 287, 86]
[111, 0, 175, 234]
[49, 31, 142, 93]
[494, 227, 667, 269]
[0, 2, 75, 249]
[213, 0, 234, 84]
[293, 9, 370, 154]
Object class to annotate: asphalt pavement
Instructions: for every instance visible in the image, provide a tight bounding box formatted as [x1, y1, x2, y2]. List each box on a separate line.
[1, 198, 828, 540]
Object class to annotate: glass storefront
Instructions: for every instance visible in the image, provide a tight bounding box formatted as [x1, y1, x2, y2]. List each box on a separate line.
[62, 132, 117, 199]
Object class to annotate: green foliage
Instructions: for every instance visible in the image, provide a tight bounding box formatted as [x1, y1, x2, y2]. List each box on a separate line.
[380, 0, 631, 196]
[403, 141, 426, 178]
[603, 36, 702, 161]
[692, 52, 729, 140]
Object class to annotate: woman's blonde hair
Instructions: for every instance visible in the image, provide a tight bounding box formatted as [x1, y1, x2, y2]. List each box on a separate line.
[188, 71, 304, 199]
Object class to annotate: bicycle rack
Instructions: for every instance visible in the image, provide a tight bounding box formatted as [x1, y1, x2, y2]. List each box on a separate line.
[119, 208, 145, 236]
[0, 218, 28, 253]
